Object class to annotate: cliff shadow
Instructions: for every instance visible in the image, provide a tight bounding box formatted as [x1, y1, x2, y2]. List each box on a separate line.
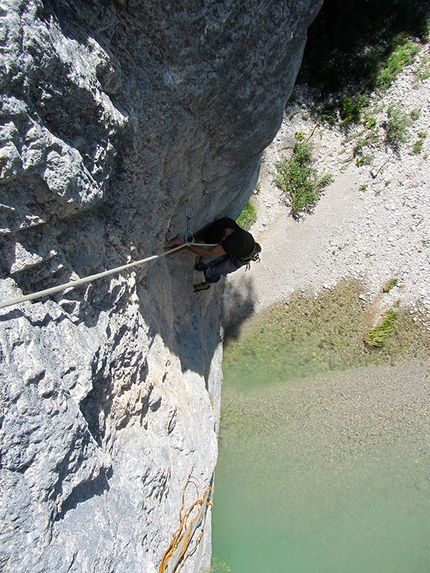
[222, 274, 258, 344]
[299, 0, 430, 94]
[134, 248, 259, 383]
[136, 249, 227, 387]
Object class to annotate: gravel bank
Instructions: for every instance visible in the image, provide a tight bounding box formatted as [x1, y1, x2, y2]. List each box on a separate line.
[224, 42, 430, 333]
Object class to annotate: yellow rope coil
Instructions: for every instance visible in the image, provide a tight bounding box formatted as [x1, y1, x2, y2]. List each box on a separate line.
[159, 476, 214, 573]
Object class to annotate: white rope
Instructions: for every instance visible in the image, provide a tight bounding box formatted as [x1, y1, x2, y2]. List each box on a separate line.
[0, 241, 217, 311]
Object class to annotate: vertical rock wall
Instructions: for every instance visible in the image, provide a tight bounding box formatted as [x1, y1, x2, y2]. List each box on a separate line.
[0, 0, 322, 571]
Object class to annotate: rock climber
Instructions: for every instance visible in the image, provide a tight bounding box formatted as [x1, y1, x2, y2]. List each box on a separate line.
[166, 217, 261, 292]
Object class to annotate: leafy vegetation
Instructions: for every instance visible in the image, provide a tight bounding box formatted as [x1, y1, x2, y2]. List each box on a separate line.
[410, 108, 421, 121]
[356, 153, 374, 167]
[412, 138, 424, 154]
[350, 123, 380, 164]
[376, 37, 421, 90]
[275, 141, 333, 217]
[364, 308, 399, 348]
[411, 131, 427, 154]
[340, 94, 368, 125]
[384, 105, 412, 150]
[338, 96, 422, 163]
[382, 278, 399, 293]
[415, 54, 430, 81]
[236, 200, 257, 231]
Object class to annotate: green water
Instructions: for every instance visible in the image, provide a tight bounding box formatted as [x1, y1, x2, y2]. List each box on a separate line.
[213, 282, 430, 573]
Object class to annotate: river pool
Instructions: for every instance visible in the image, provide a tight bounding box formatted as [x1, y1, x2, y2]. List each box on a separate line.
[212, 283, 430, 573]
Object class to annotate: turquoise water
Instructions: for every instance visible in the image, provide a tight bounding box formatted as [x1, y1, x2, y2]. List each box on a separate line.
[214, 384, 430, 573]
[213, 285, 430, 573]
[213, 382, 430, 573]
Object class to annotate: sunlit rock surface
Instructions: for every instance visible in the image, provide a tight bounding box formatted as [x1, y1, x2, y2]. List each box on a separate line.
[0, 0, 322, 571]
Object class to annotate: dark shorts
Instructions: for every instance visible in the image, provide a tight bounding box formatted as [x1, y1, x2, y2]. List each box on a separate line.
[198, 255, 245, 284]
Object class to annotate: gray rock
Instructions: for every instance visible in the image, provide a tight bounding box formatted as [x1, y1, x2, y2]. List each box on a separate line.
[0, 0, 322, 571]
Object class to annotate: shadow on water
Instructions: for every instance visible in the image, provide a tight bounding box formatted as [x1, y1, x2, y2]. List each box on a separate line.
[222, 275, 258, 345]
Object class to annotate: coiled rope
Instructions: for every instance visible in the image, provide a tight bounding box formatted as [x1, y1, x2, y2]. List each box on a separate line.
[159, 476, 214, 573]
[0, 239, 217, 311]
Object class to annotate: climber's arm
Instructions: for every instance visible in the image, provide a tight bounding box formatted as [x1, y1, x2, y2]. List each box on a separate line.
[187, 242, 225, 257]
[165, 234, 225, 258]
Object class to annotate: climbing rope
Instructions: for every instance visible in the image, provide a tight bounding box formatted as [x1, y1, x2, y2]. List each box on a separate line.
[0, 242, 189, 311]
[0, 201, 219, 311]
[159, 476, 214, 573]
[0, 238, 220, 311]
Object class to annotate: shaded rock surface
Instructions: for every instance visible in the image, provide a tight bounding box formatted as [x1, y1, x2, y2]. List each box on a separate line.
[0, 0, 322, 571]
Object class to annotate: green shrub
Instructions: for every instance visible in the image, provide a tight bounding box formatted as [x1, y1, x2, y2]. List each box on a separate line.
[356, 154, 374, 167]
[237, 201, 257, 231]
[377, 38, 421, 89]
[384, 105, 412, 150]
[412, 139, 424, 154]
[415, 55, 430, 82]
[412, 131, 427, 154]
[352, 127, 381, 161]
[299, 0, 430, 93]
[364, 308, 399, 348]
[383, 278, 399, 293]
[341, 94, 368, 124]
[320, 108, 338, 125]
[296, 1, 430, 122]
[363, 114, 378, 129]
[275, 142, 333, 217]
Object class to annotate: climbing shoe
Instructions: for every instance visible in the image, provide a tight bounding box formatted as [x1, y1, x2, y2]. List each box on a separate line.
[193, 282, 211, 292]
[194, 262, 207, 272]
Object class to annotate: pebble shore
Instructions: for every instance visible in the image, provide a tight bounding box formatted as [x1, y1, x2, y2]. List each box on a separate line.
[225, 41, 430, 333]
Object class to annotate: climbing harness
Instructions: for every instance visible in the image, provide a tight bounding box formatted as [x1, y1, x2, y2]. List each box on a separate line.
[241, 241, 262, 270]
[159, 476, 214, 573]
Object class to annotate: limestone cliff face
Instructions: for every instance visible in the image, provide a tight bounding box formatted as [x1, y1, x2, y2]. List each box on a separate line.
[0, 1, 322, 571]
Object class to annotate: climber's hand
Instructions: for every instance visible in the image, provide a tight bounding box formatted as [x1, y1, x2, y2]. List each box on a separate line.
[164, 234, 186, 250]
